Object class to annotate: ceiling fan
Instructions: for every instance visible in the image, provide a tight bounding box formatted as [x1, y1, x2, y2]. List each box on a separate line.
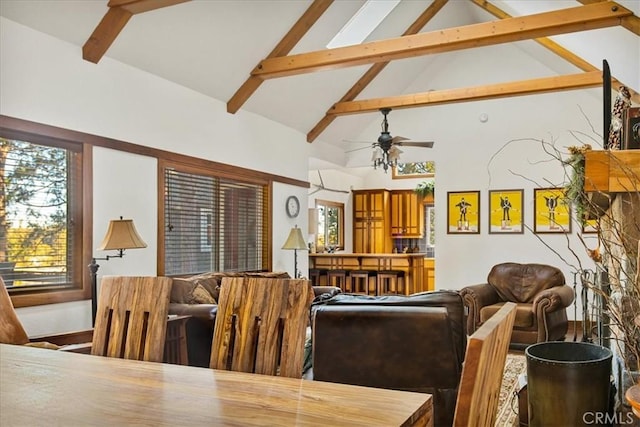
[347, 108, 434, 173]
[309, 171, 350, 195]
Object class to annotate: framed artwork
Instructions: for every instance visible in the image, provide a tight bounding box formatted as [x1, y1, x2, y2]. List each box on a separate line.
[488, 189, 524, 234]
[533, 188, 572, 233]
[582, 218, 598, 234]
[447, 191, 480, 234]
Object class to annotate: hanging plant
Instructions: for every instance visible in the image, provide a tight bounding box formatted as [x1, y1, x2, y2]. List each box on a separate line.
[414, 180, 435, 198]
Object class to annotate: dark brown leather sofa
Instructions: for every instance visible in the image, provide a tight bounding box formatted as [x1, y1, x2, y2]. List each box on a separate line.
[460, 262, 574, 347]
[168, 270, 341, 367]
[310, 290, 466, 427]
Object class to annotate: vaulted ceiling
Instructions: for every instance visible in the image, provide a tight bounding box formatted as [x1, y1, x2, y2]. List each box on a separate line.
[1, 0, 638, 170]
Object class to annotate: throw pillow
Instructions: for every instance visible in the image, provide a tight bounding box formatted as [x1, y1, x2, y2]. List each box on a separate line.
[187, 284, 217, 305]
[170, 278, 197, 304]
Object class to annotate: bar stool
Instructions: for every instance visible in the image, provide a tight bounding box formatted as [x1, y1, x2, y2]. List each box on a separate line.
[348, 270, 377, 294]
[376, 270, 406, 295]
[326, 269, 349, 292]
[309, 268, 328, 287]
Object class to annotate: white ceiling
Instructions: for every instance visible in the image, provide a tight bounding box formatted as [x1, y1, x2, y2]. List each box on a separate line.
[1, 0, 639, 171]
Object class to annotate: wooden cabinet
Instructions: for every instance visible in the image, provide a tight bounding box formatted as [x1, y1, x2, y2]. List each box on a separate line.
[353, 190, 391, 253]
[390, 190, 424, 238]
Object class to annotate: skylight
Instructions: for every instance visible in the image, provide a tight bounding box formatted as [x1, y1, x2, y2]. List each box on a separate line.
[326, 0, 401, 49]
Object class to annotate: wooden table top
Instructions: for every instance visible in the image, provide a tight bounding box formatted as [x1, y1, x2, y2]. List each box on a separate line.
[1, 344, 432, 426]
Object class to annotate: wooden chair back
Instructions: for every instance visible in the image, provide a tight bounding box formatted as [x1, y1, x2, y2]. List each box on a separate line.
[0, 277, 30, 345]
[453, 302, 517, 427]
[210, 276, 314, 378]
[92, 276, 172, 362]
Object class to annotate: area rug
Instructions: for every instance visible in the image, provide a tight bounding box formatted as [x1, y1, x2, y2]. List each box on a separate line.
[495, 353, 526, 427]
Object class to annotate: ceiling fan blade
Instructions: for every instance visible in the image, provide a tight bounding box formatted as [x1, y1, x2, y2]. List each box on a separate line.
[326, 188, 350, 194]
[396, 141, 434, 148]
[345, 145, 375, 153]
[390, 136, 410, 144]
[342, 139, 376, 144]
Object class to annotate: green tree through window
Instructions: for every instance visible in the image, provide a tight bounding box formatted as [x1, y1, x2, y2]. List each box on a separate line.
[0, 137, 80, 289]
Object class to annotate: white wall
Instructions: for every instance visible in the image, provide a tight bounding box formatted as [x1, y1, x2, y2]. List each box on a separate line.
[1, 18, 311, 335]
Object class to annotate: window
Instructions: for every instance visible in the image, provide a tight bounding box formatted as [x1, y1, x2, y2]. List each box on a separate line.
[392, 161, 435, 179]
[161, 163, 269, 276]
[315, 200, 344, 251]
[0, 135, 84, 301]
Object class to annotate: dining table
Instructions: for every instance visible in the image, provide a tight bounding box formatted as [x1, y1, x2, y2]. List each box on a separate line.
[0, 343, 433, 426]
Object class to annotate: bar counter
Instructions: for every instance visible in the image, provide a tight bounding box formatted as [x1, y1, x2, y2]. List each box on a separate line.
[309, 253, 427, 294]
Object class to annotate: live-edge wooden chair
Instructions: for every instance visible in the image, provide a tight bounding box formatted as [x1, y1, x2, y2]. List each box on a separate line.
[209, 276, 314, 378]
[3, 275, 173, 363]
[92, 276, 172, 362]
[0, 276, 90, 349]
[453, 301, 517, 427]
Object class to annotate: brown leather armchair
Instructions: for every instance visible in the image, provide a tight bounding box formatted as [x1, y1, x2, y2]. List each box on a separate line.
[460, 262, 574, 347]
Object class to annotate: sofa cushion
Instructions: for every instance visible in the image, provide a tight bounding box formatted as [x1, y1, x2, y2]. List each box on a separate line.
[480, 302, 534, 329]
[487, 263, 565, 303]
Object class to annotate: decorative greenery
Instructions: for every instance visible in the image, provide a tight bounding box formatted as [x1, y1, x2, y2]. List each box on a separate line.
[414, 180, 435, 198]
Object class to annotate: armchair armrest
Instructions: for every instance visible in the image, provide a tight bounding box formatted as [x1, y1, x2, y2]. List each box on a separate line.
[459, 283, 501, 334]
[532, 285, 575, 313]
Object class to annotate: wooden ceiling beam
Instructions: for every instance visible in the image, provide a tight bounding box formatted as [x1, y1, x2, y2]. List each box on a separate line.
[226, 0, 334, 114]
[306, 0, 448, 143]
[327, 71, 603, 116]
[83, 0, 190, 64]
[470, 0, 640, 104]
[251, 2, 632, 79]
[575, 0, 640, 35]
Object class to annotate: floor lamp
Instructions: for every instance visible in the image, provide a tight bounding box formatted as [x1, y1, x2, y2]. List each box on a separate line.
[282, 225, 307, 279]
[89, 217, 147, 325]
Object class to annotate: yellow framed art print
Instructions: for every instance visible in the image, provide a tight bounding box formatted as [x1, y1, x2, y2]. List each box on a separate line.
[533, 188, 572, 233]
[488, 189, 523, 234]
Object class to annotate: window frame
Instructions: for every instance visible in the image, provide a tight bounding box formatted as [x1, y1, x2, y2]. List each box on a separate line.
[392, 161, 435, 179]
[314, 199, 344, 251]
[0, 117, 91, 308]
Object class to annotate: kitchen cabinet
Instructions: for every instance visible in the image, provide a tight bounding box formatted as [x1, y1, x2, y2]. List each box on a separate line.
[353, 190, 391, 253]
[390, 190, 424, 238]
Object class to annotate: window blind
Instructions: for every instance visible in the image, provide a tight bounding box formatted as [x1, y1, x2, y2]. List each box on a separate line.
[0, 137, 80, 289]
[164, 168, 267, 276]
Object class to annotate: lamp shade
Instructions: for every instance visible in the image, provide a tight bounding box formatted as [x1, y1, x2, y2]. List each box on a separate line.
[97, 218, 147, 251]
[282, 226, 307, 250]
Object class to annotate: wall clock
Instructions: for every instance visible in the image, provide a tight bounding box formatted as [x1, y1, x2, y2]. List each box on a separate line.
[286, 195, 300, 218]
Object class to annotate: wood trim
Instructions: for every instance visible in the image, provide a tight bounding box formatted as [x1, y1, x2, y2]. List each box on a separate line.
[227, 0, 333, 114]
[306, 0, 448, 142]
[252, 2, 631, 79]
[328, 71, 602, 115]
[470, 0, 640, 104]
[0, 115, 308, 189]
